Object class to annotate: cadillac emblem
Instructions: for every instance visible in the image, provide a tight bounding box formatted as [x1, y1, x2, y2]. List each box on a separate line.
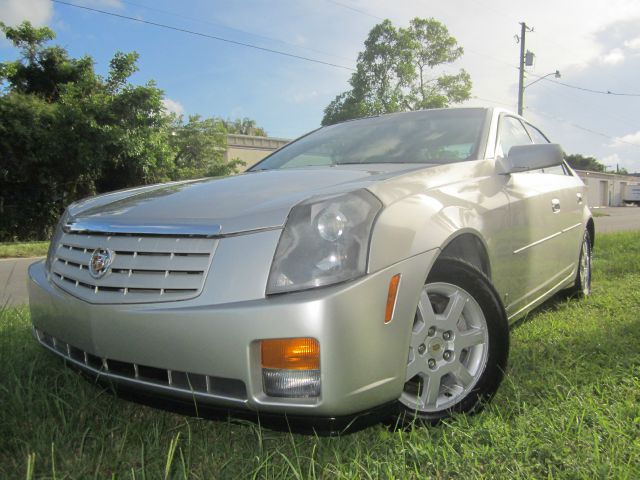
[88, 248, 115, 279]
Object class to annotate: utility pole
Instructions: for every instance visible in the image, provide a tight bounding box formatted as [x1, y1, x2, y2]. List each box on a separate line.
[517, 22, 528, 116]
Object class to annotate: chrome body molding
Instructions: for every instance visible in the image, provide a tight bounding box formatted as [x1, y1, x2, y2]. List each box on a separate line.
[562, 222, 583, 234]
[29, 247, 439, 416]
[65, 220, 223, 237]
[29, 107, 593, 419]
[513, 231, 563, 255]
[507, 269, 576, 321]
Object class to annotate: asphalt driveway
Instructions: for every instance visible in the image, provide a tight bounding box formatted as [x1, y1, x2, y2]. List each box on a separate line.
[592, 206, 640, 233]
[1, 207, 639, 306]
[1, 257, 41, 307]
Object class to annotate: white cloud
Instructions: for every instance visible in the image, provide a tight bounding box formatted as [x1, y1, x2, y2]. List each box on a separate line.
[601, 153, 640, 173]
[291, 34, 307, 46]
[610, 130, 640, 148]
[624, 37, 640, 49]
[602, 153, 622, 165]
[291, 90, 319, 104]
[601, 48, 625, 65]
[0, 0, 121, 32]
[0, 0, 52, 26]
[162, 98, 185, 116]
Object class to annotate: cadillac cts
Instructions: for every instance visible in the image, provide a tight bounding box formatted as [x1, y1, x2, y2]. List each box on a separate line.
[28, 107, 593, 430]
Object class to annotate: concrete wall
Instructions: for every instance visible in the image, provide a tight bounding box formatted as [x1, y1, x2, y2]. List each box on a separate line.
[224, 134, 290, 170]
[575, 170, 640, 207]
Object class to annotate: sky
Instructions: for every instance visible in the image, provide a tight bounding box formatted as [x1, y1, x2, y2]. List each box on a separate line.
[1, 0, 640, 172]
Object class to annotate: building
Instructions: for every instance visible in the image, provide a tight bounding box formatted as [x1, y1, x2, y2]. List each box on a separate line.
[575, 170, 640, 207]
[224, 134, 290, 170]
[221, 139, 639, 207]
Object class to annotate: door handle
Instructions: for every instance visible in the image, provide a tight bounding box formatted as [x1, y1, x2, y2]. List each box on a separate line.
[576, 193, 583, 204]
[551, 198, 561, 213]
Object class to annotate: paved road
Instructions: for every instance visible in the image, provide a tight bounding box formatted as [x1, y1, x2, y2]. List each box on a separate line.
[0, 257, 42, 307]
[1, 207, 639, 306]
[592, 206, 640, 233]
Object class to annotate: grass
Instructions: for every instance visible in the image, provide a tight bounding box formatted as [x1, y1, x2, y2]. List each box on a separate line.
[591, 211, 610, 218]
[1, 232, 639, 478]
[0, 241, 49, 259]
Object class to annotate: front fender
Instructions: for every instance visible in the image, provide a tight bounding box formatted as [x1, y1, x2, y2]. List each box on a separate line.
[367, 164, 510, 278]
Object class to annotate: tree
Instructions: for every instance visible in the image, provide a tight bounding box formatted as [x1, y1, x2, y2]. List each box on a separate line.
[221, 117, 267, 136]
[0, 21, 96, 102]
[1, 22, 242, 241]
[170, 115, 245, 179]
[321, 18, 471, 125]
[564, 154, 606, 172]
[0, 21, 178, 233]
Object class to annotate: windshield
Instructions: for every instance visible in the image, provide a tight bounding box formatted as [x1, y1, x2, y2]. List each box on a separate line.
[251, 108, 488, 171]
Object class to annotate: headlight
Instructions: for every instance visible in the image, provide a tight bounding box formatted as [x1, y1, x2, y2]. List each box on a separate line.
[45, 209, 71, 272]
[267, 189, 382, 294]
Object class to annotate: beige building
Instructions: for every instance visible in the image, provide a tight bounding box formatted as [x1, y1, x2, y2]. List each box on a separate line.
[575, 170, 640, 207]
[221, 140, 639, 207]
[224, 134, 290, 171]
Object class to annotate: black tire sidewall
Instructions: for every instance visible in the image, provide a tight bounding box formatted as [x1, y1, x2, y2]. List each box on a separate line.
[571, 230, 592, 297]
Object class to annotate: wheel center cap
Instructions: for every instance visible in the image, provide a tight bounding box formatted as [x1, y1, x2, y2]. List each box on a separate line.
[428, 339, 445, 355]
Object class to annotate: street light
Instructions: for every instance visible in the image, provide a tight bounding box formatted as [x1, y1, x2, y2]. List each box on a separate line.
[518, 70, 561, 115]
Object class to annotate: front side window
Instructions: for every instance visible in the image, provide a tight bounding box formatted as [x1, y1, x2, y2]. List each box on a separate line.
[542, 164, 567, 175]
[251, 109, 488, 171]
[496, 116, 531, 158]
[525, 124, 550, 144]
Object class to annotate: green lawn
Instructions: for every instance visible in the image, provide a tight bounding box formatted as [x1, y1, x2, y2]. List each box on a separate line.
[1, 232, 639, 478]
[0, 241, 49, 259]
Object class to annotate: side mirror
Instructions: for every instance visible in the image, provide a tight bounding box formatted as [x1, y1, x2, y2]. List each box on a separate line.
[498, 143, 564, 175]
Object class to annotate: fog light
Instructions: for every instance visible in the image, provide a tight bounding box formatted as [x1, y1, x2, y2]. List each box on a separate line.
[261, 338, 320, 398]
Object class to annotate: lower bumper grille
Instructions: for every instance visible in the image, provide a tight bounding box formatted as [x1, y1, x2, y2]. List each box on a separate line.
[35, 329, 247, 401]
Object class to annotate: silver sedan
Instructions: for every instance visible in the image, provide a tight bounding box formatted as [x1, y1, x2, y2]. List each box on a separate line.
[28, 107, 593, 431]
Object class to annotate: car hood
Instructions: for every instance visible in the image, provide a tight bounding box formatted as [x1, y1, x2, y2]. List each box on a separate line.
[66, 164, 432, 236]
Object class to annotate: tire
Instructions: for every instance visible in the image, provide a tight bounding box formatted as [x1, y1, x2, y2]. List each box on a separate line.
[394, 257, 509, 425]
[568, 230, 592, 298]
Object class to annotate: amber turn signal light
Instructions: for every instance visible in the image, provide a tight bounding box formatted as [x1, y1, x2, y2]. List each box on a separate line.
[385, 274, 401, 323]
[261, 337, 320, 370]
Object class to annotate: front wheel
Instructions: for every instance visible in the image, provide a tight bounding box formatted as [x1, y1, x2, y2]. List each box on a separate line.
[395, 258, 509, 425]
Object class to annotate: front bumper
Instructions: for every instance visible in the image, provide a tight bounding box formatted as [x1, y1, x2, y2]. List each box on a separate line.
[28, 233, 437, 418]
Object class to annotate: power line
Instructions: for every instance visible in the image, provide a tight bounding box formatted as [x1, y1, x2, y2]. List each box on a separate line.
[467, 0, 640, 97]
[531, 80, 640, 132]
[323, 0, 638, 98]
[116, 0, 356, 64]
[324, 0, 385, 20]
[51, 0, 356, 72]
[472, 95, 640, 150]
[526, 105, 640, 149]
[53, 0, 640, 142]
[528, 72, 640, 97]
[472, 95, 516, 108]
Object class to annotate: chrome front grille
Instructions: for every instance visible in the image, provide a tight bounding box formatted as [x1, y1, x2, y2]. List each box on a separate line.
[35, 329, 247, 401]
[49, 232, 218, 304]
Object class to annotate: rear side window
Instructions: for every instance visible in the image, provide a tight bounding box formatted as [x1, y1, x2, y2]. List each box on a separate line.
[497, 116, 531, 157]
